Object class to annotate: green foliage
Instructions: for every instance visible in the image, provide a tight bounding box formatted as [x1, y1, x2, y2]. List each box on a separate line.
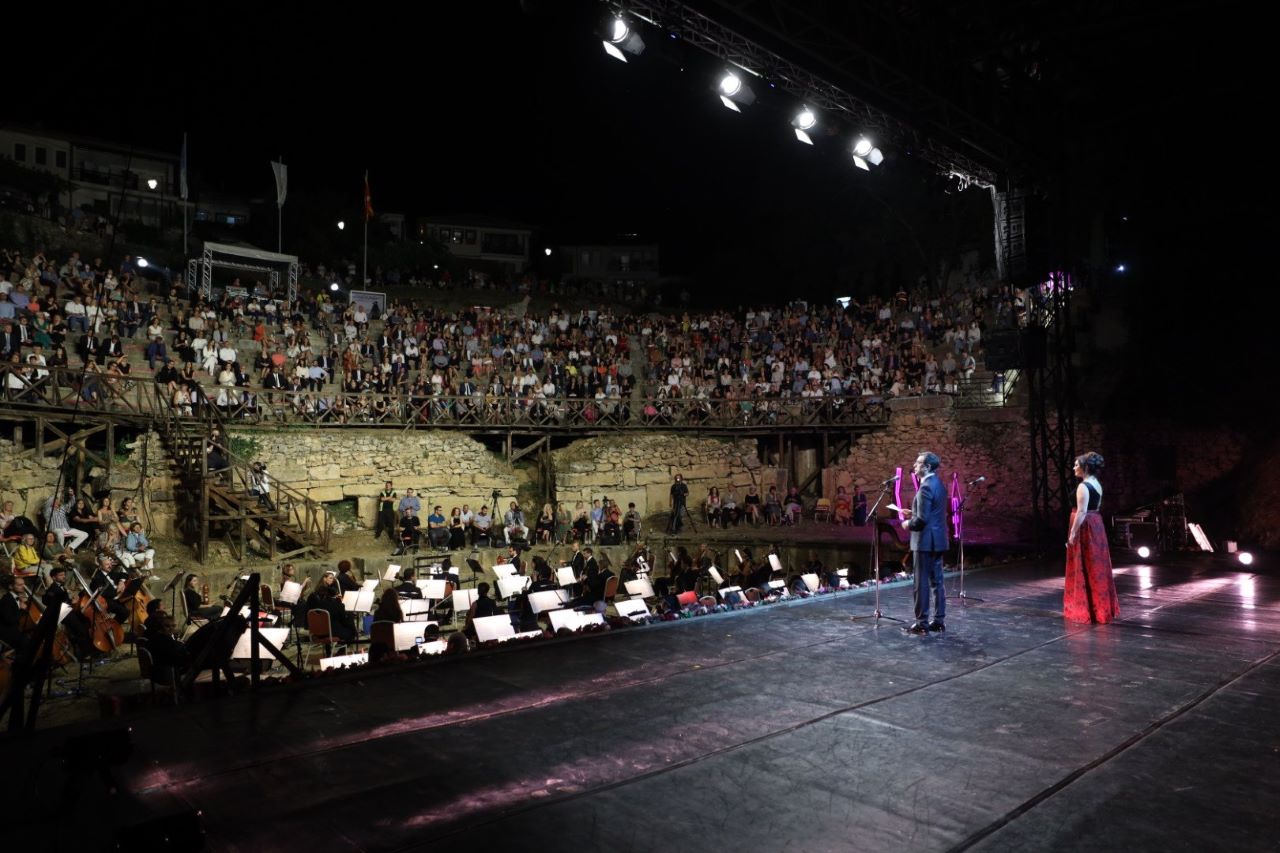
[229, 435, 262, 461]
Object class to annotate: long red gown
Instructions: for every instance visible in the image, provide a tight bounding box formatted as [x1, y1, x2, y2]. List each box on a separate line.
[1064, 506, 1120, 624]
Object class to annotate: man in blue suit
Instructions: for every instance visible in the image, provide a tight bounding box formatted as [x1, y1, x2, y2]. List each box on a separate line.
[901, 451, 949, 634]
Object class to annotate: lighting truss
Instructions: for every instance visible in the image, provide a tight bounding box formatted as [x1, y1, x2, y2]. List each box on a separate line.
[612, 0, 1001, 187]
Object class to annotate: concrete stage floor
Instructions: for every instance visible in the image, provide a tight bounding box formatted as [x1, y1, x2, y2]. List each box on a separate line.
[7, 554, 1279, 852]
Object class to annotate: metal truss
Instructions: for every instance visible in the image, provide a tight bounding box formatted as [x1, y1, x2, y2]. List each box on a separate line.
[1027, 270, 1076, 546]
[612, 0, 1016, 186]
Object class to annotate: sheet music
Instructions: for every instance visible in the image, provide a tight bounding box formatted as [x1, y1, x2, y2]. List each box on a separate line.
[625, 578, 654, 599]
[613, 599, 650, 621]
[555, 566, 577, 587]
[548, 609, 606, 632]
[362, 578, 379, 591]
[497, 575, 531, 599]
[383, 564, 401, 581]
[401, 599, 434, 617]
[416, 579, 448, 600]
[708, 566, 724, 585]
[768, 554, 783, 573]
[492, 562, 517, 577]
[473, 614, 516, 643]
[392, 621, 438, 651]
[528, 590, 567, 615]
[231, 627, 291, 659]
[342, 590, 376, 613]
[801, 573, 820, 592]
[452, 588, 478, 610]
[320, 652, 368, 671]
[278, 580, 303, 604]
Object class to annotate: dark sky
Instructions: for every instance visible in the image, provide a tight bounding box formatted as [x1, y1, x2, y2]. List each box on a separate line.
[10, 0, 1275, 359]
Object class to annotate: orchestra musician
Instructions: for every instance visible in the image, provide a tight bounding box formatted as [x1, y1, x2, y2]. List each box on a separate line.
[41, 565, 94, 658]
[183, 574, 223, 622]
[89, 554, 132, 624]
[0, 573, 28, 652]
[395, 568, 424, 599]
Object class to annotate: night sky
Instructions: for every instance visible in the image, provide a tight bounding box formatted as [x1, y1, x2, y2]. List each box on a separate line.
[9, 0, 1275, 416]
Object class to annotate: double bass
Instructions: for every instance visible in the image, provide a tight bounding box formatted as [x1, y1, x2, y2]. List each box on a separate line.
[71, 567, 124, 654]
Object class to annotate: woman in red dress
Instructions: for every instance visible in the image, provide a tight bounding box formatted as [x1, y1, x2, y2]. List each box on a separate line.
[1064, 451, 1120, 624]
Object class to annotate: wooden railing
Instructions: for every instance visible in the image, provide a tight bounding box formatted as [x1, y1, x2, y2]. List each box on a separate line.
[1, 366, 890, 432]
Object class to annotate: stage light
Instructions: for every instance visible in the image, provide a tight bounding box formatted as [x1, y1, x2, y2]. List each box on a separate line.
[1116, 264, 1125, 273]
[136, 257, 149, 268]
[146, 178, 158, 190]
[852, 136, 884, 170]
[329, 282, 339, 292]
[601, 15, 645, 62]
[544, 247, 552, 256]
[337, 221, 345, 231]
[1137, 546, 1151, 559]
[792, 107, 816, 144]
[716, 70, 755, 112]
[1238, 551, 1254, 566]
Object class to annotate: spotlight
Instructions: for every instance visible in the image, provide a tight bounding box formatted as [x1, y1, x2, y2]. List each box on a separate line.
[337, 221, 345, 231]
[716, 70, 755, 112]
[601, 15, 645, 62]
[1238, 551, 1254, 566]
[851, 136, 884, 170]
[146, 178, 158, 190]
[1137, 546, 1151, 559]
[329, 283, 339, 292]
[544, 247, 552, 257]
[1115, 264, 1126, 273]
[136, 257, 149, 268]
[791, 107, 816, 145]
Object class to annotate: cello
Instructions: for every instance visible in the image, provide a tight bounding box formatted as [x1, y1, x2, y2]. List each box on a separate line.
[18, 593, 75, 666]
[71, 566, 124, 654]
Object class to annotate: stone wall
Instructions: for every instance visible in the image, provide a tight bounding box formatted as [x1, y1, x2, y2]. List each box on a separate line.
[823, 398, 1251, 542]
[230, 429, 519, 527]
[552, 434, 772, 520]
[0, 438, 67, 518]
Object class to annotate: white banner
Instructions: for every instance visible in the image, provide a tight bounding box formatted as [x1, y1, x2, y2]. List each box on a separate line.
[271, 160, 288, 207]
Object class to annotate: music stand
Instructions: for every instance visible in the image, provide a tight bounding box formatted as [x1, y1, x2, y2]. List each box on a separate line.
[528, 589, 568, 615]
[319, 652, 369, 671]
[278, 581, 303, 605]
[851, 482, 905, 625]
[555, 566, 578, 588]
[162, 569, 185, 621]
[800, 573, 820, 593]
[450, 588, 478, 625]
[383, 564, 402, 582]
[464, 558, 485, 588]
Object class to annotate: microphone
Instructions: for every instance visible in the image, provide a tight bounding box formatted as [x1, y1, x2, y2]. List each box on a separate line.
[968, 476, 986, 486]
[881, 474, 900, 486]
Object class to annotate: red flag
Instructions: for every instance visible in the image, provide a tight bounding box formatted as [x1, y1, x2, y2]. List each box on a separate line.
[363, 171, 374, 221]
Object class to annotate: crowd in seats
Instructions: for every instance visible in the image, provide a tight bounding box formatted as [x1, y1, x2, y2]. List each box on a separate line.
[2, 238, 1040, 422]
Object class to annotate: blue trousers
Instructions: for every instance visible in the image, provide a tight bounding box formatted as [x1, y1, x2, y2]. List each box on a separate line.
[913, 550, 946, 624]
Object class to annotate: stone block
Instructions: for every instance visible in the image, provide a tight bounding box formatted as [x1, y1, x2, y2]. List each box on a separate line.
[343, 483, 385, 498]
[356, 496, 378, 527]
[307, 486, 346, 502]
[311, 463, 341, 481]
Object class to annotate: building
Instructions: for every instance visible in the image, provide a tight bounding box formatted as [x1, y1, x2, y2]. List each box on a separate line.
[417, 215, 534, 275]
[561, 238, 660, 288]
[0, 125, 195, 230]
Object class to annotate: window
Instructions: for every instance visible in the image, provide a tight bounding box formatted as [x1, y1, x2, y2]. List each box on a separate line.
[465, 230, 476, 245]
[55, 151, 67, 169]
[35, 147, 47, 166]
[13, 143, 26, 162]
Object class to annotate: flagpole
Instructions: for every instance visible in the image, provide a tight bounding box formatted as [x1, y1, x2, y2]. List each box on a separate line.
[277, 154, 283, 253]
[180, 132, 189, 258]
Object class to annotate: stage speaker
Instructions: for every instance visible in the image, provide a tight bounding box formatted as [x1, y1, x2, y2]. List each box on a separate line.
[984, 330, 1021, 371]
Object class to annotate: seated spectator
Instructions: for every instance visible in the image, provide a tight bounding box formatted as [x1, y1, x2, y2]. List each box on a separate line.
[783, 486, 803, 524]
[118, 521, 156, 572]
[706, 487, 723, 528]
[623, 502, 642, 541]
[503, 501, 527, 544]
[833, 485, 853, 525]
[472, 505, 493, 545]
[764, 486, 783, 524]
[394, 508, 421, 555]
[426, 504, 448, 548]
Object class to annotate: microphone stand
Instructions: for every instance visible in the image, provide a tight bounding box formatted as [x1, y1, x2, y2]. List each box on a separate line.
[955, 492, 984, 603]
[851, 481, 904, 625]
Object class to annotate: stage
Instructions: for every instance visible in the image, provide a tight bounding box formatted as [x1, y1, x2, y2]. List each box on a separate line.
[7, 554, 1279, 852]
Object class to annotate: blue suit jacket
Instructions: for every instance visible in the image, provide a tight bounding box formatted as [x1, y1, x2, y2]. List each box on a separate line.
[908, 474, 949, 552]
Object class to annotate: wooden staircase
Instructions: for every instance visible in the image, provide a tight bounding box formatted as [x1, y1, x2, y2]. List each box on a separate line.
[156, 392, 332, 564]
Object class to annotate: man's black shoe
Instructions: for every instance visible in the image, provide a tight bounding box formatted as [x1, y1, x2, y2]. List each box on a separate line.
[928, 621, 945, 633]
[906, 622, 928, 635]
